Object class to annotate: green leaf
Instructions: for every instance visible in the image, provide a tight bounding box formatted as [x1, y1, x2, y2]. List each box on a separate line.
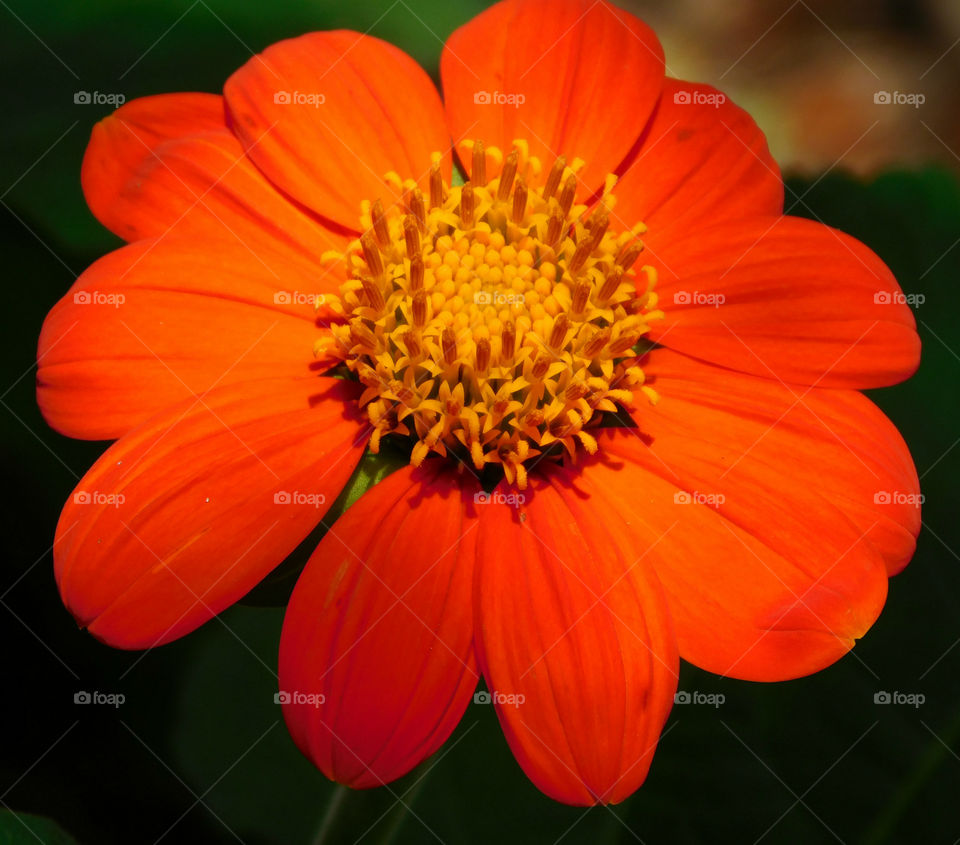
[0, 811, 78, 845]
[170, 605, 334, 844]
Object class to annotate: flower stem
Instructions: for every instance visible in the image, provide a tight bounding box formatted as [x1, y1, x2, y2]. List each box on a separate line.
[311, 784, 350, 845]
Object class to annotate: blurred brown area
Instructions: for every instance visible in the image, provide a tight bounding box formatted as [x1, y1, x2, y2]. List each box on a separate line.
[629, 0, 960, 175]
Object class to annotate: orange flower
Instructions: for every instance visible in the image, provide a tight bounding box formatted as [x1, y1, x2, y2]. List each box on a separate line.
[38, 0, 921, 805]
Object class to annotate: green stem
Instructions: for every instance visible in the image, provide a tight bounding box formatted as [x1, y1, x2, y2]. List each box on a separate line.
[862, 709, 960, 844]
[311, 784, 350, 845]
[374, 767, 434, 845]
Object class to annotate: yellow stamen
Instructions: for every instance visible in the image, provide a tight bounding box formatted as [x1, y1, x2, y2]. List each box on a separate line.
[543, 155, 566, 200]
[371, 199, 390, 247]
[472, 140, 486, 186]
[327, 142, 663, 487]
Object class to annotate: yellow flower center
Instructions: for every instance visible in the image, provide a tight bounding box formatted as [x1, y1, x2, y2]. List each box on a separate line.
[321, 140, 663, 488]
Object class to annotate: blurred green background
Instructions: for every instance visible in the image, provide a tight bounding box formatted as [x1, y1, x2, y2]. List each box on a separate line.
[1, 0, 959, 842]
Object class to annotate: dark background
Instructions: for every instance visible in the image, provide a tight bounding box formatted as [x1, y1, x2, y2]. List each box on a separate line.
[2, 1, 959, 842]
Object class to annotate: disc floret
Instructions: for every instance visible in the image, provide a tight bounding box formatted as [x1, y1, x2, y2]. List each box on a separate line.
[323, 141, 663, 488]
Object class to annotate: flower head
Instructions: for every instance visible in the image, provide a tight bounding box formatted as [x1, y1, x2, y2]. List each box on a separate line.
[39, 0, 921, 805]
[327, 142, 662, 485]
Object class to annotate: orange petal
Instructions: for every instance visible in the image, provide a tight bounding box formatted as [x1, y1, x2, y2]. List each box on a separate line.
[638, 348, 921, 576]
[84, 123, 347, 264]
[591, 363, 895, 680]
[441, 0, 664, 198]
[614, 79, 783, 233]
[645, 215, 921, 388]
[82, 92, 226, 239]
[224, 31, 452, 229]
[280, 463, 480, 788]
[474, 467, 678, 805]
[37, 237, 341, 441]
[55, 377, 366, 649]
